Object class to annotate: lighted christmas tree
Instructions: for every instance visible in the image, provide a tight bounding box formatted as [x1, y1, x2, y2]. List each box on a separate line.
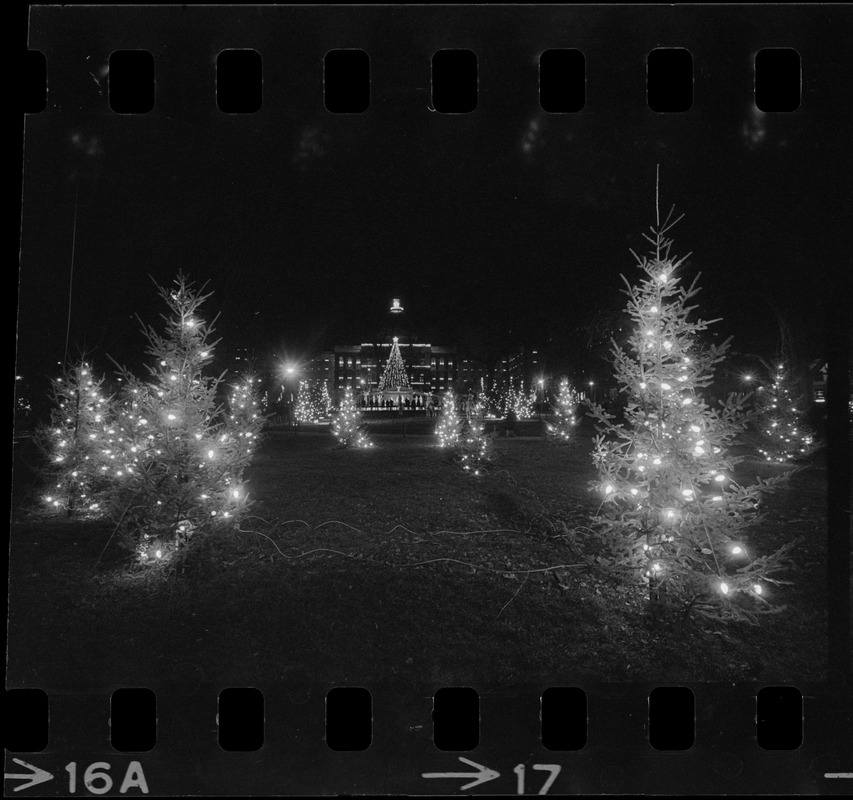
[34, 360, 114, 516]
[109, 274, 265, 566]
[436, 390, 463, 447]
[483, 381, 502, 417]
[516, 380, 535, 419]
[753, 359, 816, 463]
[547, 377, 579, 444]
[587, 203, 792, 623]
[320, 382, 333, 416]
[332, 385, 373, 448]
[228, 372, 266, 440]
[377, 337, 410, 392]
[502, 383, 517, 417]
[455, 401, 495, 475]
[294, 380, 326, 423]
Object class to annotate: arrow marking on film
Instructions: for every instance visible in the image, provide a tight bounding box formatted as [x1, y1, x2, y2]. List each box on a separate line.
[422, 756, 500, 790]
[4, 759, 54, 792]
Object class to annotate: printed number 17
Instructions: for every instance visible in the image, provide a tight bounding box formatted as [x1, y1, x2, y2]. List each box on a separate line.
[513, 764, 562, 795]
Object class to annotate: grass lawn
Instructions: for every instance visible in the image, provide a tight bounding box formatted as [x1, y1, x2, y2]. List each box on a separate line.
[8, 420, 830, 690]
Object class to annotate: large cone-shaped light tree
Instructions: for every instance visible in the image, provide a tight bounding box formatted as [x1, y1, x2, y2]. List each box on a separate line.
[588, 203, 793, 623]
[378, 336, 410, 392]
[34, 360, 115, 516]
[109, 275, 264, 566]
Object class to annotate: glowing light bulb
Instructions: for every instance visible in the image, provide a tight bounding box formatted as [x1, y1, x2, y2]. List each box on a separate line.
[650, 305, 658, 313]
[719, 582, 729, 595]
[661, 383, 671, 390]
[681, 489, 694, 498]
[753, 584, 763, 595]
[604, 484, 614, 494]
[731, 545, 743, 555]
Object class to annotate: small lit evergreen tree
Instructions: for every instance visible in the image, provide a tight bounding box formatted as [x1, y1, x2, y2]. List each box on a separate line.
[377, 336, 410, 392]
[454, 402, 495, 475]
[547, 377, 578, 444]
[34, 360, 114, 516]
[332, 385, 372, 448]
[517, 381, 536, 419]
[753, 359, 816, 463]
[502, 383, 517, 417]
[436, 390, 463, 447]
[294, 380, 312, 422]
[109, 274, 264, 567]
[228, 372, 266, 442]
[588, 203, 792, 623]
[294, 380, 326, 422]
[320, 381, 333, 416]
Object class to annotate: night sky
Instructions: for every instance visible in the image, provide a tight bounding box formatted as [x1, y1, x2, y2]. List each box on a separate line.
[19, 6, 851, 399]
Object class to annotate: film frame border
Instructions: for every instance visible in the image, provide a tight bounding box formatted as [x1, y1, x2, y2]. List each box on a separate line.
[12, 3, 852, 796]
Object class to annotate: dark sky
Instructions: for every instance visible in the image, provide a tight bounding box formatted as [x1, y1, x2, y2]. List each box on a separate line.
[19, 5, 851, 390]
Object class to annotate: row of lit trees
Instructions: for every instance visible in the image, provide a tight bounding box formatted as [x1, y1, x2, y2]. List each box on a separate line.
[35, 275, 265, 568]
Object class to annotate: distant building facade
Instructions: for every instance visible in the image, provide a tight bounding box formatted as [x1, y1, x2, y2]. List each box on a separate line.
[304, 340, 459, 397]
[299, 299, 545, 409]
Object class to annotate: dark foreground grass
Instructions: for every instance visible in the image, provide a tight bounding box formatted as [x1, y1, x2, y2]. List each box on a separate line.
[8, 423, 830, 690]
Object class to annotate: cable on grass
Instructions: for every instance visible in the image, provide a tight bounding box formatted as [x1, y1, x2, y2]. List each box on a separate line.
[244, 528, 582, 577]
[264, 518, 527, 538]
[495, 573, 530, 620]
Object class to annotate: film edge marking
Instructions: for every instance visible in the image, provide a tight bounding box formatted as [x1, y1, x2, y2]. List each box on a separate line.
[4, 759, 53, 792]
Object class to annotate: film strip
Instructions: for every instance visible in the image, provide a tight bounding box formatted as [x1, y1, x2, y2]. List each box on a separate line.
[12, 4, 852, 796]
